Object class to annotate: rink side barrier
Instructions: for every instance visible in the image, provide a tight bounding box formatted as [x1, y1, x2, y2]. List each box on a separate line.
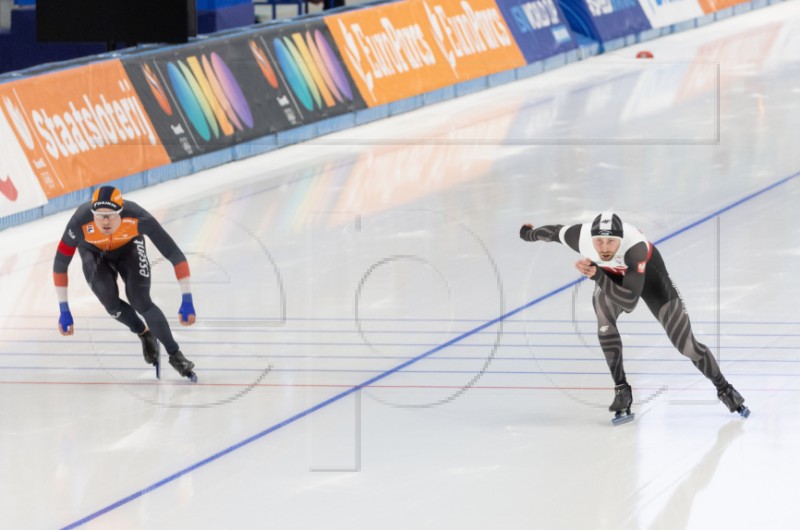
[0, 0, 786, 230]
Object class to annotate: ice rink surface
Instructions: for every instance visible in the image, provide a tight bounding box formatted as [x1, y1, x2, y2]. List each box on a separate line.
[1, 2, 800, 528]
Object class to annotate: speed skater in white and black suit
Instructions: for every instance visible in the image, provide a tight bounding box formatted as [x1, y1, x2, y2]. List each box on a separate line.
[520, 212, 749, 419]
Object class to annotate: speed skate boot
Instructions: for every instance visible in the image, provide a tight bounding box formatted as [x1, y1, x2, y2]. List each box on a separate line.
[138, 329, 159, 364]
[168, 350, 198, 383]
[609, 383, 635, 426]
[138, 329, 161, 379]
[718, 384, 750, 418]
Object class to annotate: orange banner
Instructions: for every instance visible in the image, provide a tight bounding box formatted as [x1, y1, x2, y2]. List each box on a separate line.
[0, 60, 171, 198]
[698, 0, 750, 14]
[325, 0, 526, 107]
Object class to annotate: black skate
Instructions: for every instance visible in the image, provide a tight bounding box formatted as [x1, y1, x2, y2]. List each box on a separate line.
[718, 384, 750, 418]
[138, 329, 161, 379]
[609, 383, 635, 426]
[168, 350, 198, 383]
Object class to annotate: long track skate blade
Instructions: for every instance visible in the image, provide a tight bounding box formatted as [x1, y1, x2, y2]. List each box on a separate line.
[611, 413, 635, 426]
[154, 360, 160, 380]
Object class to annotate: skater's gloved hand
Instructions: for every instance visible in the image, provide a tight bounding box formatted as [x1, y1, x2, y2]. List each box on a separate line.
[178, 293, 196, 326]
[58, 302, 74, 336]
[575, 258, 598, 279]
[520, 224, 534, 241]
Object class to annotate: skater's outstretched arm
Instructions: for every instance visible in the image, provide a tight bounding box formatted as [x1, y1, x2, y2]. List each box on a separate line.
[520, 224, 582, 251]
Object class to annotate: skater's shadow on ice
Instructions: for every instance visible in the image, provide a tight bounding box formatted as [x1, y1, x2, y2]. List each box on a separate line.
[648, 421, 744, 530]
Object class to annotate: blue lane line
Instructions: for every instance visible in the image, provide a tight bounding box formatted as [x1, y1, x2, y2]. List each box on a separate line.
[6, 339, 800, 350]
[8, 327, 800, 345]
[6, 319, 799, 335]
[60, 169, 800, 530]
[7, 353, 800, 375]
[6, 364, 800, 377]
[653, 170, 800, 246]
[5, 315, 800, 325]
[7, 338, 800, 362]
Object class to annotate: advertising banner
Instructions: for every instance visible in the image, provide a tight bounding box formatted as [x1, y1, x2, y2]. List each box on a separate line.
[558, 0, 652, 43]
[325, 0, 527, 107]
[495, 0, 578, 63]
[0, 105, 47, 216]
[122, 19, 366, 161]
[0, 60, 172, 198]
[251, 20, 368, 126]
[638, 0, 703, 28]
[697, 0, 751, 14]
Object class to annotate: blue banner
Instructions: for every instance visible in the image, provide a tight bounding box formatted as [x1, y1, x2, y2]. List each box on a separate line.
[558, 0, 652, 43]
[496, 0, 579, 63]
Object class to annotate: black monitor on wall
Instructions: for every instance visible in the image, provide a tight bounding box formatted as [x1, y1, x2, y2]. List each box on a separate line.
[37, 0, 197, 45]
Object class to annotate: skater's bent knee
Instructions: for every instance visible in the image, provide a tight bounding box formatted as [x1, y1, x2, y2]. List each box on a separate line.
[679, 345, 705, 361]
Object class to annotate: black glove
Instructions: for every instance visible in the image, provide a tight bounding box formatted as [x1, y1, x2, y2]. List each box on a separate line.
[520, 224, 534, 241]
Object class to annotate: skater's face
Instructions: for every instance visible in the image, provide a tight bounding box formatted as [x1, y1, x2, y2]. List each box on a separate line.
[592, 237, 621, 261]
[93, 208, 122, 235]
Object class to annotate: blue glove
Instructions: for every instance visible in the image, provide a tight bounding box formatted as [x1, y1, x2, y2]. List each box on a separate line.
[178, 293, 196, 325]
[58, 302, 74, 335]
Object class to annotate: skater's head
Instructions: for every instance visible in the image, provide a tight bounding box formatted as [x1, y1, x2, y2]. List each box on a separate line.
[92, 186, 123, 213]
[91, 186, 124, 235]
[591, 211, 623, 261]
[591, 211, 623, 239]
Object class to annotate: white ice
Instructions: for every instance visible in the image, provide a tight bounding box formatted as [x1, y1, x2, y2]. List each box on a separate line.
[1, 2, 800, 528]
